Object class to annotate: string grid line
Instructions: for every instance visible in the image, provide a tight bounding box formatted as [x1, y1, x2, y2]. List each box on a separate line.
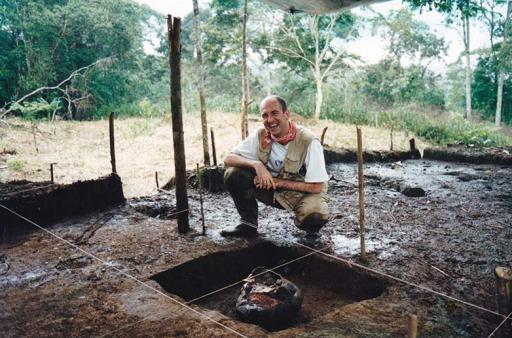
[1, 199, 508, 336]
[0, 203, 248, 338]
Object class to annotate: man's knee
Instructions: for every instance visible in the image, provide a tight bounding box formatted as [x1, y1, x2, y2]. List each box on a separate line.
[224, 167, 253, 190]
[294, 196, 329, 232]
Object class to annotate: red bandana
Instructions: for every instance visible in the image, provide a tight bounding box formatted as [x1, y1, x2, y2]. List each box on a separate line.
[261, 121, 297, 149]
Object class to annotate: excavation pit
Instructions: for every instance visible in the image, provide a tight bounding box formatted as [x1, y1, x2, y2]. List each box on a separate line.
[151, 241, 388, 331]
[129, 195, 177, 219]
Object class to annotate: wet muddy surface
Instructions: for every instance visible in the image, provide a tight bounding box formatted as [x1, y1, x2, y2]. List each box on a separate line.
[1, 157, 511, 337]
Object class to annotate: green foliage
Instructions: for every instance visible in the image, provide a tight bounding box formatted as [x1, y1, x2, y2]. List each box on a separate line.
[314, 98, 511, 147]
[405, 114, 510, 146]
[10, 98, 62, 120]
[371, 9, 447, 63]
[268, 12, 357, 74]
[0, 0, 165, 120]
[472, 53, 512, 123]
[445, 62, 466, 114]
[405, 0, 480, 17]
[362, 61, 445, 108]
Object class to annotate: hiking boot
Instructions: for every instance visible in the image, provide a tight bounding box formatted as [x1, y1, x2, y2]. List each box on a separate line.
[298, 232, 322, 248]
[220, 223, 257, 238]
[296, 212, 329, 233]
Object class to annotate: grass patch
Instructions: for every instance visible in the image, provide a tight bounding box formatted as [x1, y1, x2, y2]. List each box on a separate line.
[404, 114, 511, 147]
[8, 160, 24, 172]
[318, 104, 512, 147]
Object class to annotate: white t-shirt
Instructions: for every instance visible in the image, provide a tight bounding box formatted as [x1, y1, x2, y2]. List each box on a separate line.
[232, 130, 329, 183]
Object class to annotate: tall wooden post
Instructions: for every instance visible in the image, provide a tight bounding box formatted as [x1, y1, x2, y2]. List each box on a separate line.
[168, 15, 189, 233]
[356, 127, 367, 262]
[109, 112, 117, 174]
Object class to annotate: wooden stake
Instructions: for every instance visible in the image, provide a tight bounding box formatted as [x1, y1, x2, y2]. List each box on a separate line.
[409, 138, 416, 153]
[109, 112, 117, 174]
[196, 163, 206, 235]
[210, 127, 217, 166]
[155, 171, 159, 189]
[50, 163, 55, 184]
[408, 314, 418, 338]
[321, 126, 328, 146]
[390, 126, 394, 151]
[495, 267, 512, 337]
[168, 15, 189, 233]
[496, 267, 512, 310]
[356, 127, 367, 262]
[31, 123, 39, 153]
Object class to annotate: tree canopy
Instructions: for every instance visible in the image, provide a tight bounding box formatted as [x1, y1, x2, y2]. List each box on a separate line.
[0, 0, 163, 119]
[0, 0, 511, 135]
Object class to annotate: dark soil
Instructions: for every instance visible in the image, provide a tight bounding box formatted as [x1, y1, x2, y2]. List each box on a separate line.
[424, 145, 512, 165]
[0, 152, 511, 337]
[1, 174, 125, 242]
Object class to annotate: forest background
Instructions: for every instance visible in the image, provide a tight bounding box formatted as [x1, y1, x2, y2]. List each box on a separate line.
[1, 0, 512, 147]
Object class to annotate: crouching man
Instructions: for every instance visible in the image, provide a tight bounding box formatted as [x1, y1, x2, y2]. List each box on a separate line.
[221, 95, 330, 239]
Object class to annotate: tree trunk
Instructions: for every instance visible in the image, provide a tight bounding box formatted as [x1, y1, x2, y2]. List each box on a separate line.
[240, 0, 249, 140]
[314, 75, 323, 121]
[496, 70, 505, 126]
[267, 69, 272, 96]
[495, 1, 511, 127]
[463, 13, 472, 121]
[192, 0, 210, 165]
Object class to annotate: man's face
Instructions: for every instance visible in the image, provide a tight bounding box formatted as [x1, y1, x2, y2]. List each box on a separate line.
[260, 98, 290, 138]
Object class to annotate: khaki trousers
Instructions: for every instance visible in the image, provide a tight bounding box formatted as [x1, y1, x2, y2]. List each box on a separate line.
[224, 167, 329, 232]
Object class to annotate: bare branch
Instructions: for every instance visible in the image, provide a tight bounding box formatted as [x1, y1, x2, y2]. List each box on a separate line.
[321, 50, 344, 81]
[288, 15, 308, 58]
[318, 15, 337, 62]
[1, 57, 111, 118]
[265, 45, 315, 66]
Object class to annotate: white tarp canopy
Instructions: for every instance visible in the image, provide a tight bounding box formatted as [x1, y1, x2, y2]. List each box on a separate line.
[262, 0, 385, 14]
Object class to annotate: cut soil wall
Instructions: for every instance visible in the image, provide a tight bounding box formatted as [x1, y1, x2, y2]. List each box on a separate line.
[423, 146, 512, 165]
[0, 174, 125, 242]
[324, 147, 421, 164]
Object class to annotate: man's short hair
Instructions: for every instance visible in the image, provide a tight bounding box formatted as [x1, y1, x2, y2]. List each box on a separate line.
[266, 95, 287, 112]
[275, 95, 287, 113]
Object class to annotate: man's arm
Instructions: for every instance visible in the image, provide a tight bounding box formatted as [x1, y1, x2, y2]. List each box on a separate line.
[273, 178, 324, 194]
[226, 153, 321, 192]
[253, 175, 323, 193]
[224, 153, 276, 190]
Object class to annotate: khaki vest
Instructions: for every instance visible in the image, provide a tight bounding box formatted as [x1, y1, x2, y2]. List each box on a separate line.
[256, 126, 328, 210]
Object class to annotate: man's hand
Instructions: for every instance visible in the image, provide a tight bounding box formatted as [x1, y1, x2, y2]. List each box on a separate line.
[253, 162, 276, 190]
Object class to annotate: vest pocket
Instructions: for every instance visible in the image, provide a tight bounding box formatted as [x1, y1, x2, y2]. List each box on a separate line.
[284, 153, 303, 174]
